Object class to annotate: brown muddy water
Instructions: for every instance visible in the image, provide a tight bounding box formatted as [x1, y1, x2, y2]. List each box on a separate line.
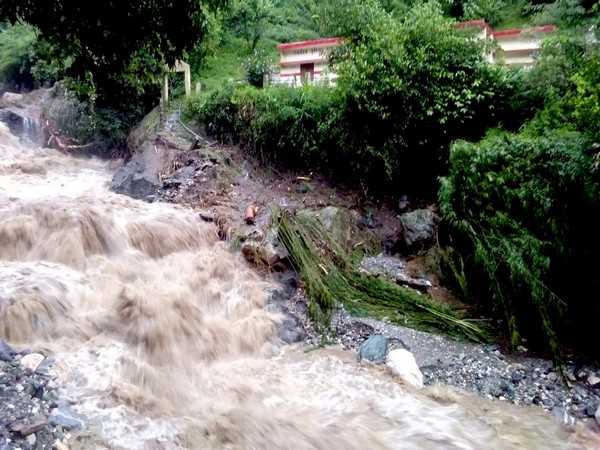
[0, 122, 596, 449]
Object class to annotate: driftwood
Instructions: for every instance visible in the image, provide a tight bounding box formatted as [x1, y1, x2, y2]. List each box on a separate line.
[42, 119, 94, 152]
[245, 205, 258, 225]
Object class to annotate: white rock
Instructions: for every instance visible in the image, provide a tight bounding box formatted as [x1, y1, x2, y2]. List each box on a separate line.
[587, 374, 600, 386]
[20, 353, 45, 372]
[386, 349, 424, 389]
[26, 434, 36, 446]
[596, 405, 600, 426]
[0, 92, 24, 107]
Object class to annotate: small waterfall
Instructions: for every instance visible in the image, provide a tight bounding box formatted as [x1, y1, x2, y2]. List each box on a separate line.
[0, 109, 41, 145]
[21, 115, 42, 144]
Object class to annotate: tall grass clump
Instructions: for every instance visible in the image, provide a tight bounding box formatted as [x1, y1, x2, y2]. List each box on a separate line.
[276, 209, 490, 343]
[439, 131, 600, 361]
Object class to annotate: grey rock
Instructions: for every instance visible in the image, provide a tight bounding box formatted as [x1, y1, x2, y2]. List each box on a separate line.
[0, 340, 16, 362]
[111, 159, 159, 201]
[360, 255, 432, 291]
[583, 403, 598, 417]
[398, 209, 439, 252]
[358, 335, 389, 364]
[297, 207, 362, 251]
[49, 407, 85, 431]
[278, 315, 306, 344]
[588, 374, 600, 387]
[198, 210, 216, 222]
[10, 416, 48, 436]
[241, 229, 288, 269]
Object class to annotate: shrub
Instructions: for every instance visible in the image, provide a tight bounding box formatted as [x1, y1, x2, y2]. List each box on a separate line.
[0, 22, 36, 89]
[242, 48, 273, 88]
[439, 131, 600, 360]
[334, 1, 507, 194]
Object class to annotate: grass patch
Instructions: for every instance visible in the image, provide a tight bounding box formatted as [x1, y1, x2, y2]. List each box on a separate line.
[276, 209, 491, 343]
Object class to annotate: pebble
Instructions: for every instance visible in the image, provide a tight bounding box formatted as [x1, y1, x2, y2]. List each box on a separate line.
[49, 407, 85, 430]
[10, 415, 48, 436]
[53, 440, 69, 450]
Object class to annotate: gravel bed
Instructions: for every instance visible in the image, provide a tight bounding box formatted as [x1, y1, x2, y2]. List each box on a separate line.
[331, 309, 600, 424]
[0, 341, 74, 450]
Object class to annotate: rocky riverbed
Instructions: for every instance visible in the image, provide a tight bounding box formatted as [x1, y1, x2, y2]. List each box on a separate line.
[110, 103, 600, 433]
[2, 92, 599, 447]
[0, 341, 79, 450]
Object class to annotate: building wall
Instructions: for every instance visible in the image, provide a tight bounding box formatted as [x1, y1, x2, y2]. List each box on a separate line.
[273, 39, 340, 87]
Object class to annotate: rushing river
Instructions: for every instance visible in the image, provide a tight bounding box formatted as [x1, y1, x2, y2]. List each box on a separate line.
[0, 121, 594, 449]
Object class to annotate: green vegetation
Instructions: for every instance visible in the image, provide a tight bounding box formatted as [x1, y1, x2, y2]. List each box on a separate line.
[190, 2, 509, 195]
[186, 0, 600, 360]
[1, 1, 223, 111]
[439, 25, 600, 360]
[1, 0, 599, 359]
[0, 23, 36, 89]
[439, 131, 598, 359]
[277, 210, 490, 342]
[0, 22, 66, 90]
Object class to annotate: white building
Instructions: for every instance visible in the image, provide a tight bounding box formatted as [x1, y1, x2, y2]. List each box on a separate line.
[457, 20, 557, 67]
[271, 21, 555, 87]
[271, 37, 342, 87]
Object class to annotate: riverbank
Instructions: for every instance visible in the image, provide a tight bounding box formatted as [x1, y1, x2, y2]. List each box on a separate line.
[1, 92, 599, 447]
[107, 103, 600, 430]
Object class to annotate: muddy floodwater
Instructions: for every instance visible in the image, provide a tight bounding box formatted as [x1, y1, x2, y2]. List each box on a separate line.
[0, 122, 596, 449]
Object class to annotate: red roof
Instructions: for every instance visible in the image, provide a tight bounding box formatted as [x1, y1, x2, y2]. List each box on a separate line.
[492, 24, 557, 38]
[455, 19, 493, 35]
[455, 20, 556, 38]
[277, 37, 342, 51]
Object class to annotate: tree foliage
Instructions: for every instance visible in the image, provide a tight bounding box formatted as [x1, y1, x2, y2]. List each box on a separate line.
[228, 0, 275, 51]
[0, 0, 223, 109]
[333, 1, 506, 194]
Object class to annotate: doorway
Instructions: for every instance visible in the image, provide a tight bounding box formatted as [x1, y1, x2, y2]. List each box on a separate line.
[300, 63, 315, 84]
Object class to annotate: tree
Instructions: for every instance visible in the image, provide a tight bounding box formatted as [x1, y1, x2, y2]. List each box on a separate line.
[228, 0, 275, 51]
[0, 0, 224, 110]
[333, 1, 505, 194]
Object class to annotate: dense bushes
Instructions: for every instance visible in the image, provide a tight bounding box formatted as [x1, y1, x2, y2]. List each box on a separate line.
[192, 2, 509, 195]
[439, 131, 599, 359]
[0, 23, 36, 89]
[439, 33, 600, 360]
[190, 84, 338, 169]
[0, 23, 68, 91]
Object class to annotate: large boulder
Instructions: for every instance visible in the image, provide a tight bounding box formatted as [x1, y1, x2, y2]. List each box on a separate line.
[359, 254, 432, 291]
[297, 206, 364, 251]
[111, 158, 160, 201]
[241, 228, 289, 270]
[0, 92, 24, 108]
[357, 335, 389, 364]
[397, 208, 439, 253]
[387, 348, 424, 389]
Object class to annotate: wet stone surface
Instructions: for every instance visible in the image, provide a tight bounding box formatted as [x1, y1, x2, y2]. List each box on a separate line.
[0, 341, 71, 449]
[330, 310, 600, 424]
